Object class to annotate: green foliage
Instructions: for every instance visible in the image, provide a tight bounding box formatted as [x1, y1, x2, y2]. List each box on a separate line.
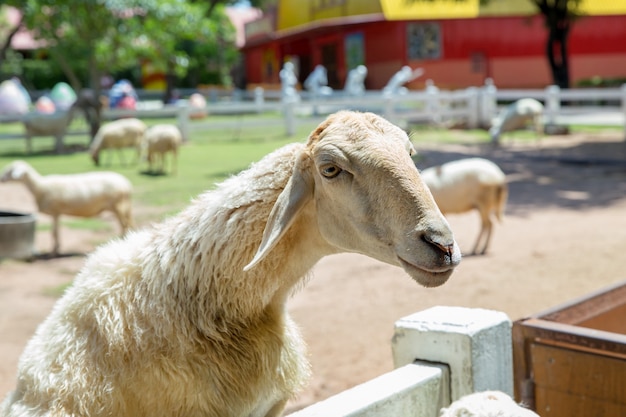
[9, 0, 241, 91]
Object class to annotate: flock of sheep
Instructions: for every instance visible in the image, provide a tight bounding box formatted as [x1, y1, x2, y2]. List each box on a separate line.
[0, 104, 544, 417]
[1, 118, 182, 255]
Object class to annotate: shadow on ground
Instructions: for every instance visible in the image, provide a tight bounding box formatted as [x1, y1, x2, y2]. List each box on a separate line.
[413, 133, 626, 214]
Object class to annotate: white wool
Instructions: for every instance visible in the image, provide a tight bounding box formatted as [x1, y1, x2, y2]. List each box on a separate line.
[89, 118, 147, 166]
[2, 111, 461, 417]
[0, 160, 133, 254]
[420, 157, 507, 255]
[489, 98, 543, 142]
[142, 123, 182, 174]
[440, 391, 540, 417]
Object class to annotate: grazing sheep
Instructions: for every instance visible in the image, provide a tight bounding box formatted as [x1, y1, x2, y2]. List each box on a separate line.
[0, 160, 134, 255]
[89, 117, 147, 166]
[440, 391, 539, 417]
[1, 111, 461, 417]
[142, 123, 182, 175]
[489, 98, 544, 144]
[420, 157, 507, 255]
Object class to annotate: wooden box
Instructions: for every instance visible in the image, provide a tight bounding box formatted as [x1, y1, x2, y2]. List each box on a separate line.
[513, 280, 626, 416]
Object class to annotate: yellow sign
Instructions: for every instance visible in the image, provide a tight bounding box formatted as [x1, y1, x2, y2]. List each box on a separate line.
[580, 0, 626, 15]
[380, 0, 479, 20]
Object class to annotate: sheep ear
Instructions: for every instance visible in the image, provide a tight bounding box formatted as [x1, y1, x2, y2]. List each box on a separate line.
[2, 163, 24, 181]
[244, 154, 313, 271]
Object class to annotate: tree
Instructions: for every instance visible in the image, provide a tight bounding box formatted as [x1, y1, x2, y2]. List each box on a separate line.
[10, 0, 237, 137]
[532, 0, 582, 89]
[0, 5, 23, 66]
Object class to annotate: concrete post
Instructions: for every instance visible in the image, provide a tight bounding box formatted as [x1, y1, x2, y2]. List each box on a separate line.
[425, 79, 441, 125]
[392, 306, 513, 402]
[177, 105, 191, 142]
[283, 97, 296, 137]
[465, 87, 479, 129]
[545, 84, 560, 127]
[480, 78, 497, 128]
[254, 87, 264, 113]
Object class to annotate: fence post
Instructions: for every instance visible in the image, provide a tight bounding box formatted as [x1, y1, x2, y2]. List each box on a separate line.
[425, 79, 441, 125]
[392, 306, 513, 403]
[621, 84, 626, 140]
[480, 78, 497, 128]
[283, 96, 297, 137]
[465, 87, 479, 129]
[177, 105, 191, 142]
[545, 84, 560, 128]
[254, 87, 264, 114]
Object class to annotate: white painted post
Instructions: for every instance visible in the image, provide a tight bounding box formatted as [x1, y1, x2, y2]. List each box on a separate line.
[425, 79, 441, 125]
[254, 87, 264, 113]
[480, 78, 497, 128]
[177, 105, 191, 142]
[545, 84, 560, 128]
[465, 87, 479, 129]
[283, 97, 297, 137]
[392, 306, 513, 402]
[621, 84, 626, 140]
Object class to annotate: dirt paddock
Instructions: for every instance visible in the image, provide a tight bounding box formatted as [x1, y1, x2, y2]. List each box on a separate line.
[1, 131, 625, 413]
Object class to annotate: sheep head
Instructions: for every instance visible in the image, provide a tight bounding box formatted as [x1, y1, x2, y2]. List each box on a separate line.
[245, 110, 460, 288]
[1, 160, 31, 183]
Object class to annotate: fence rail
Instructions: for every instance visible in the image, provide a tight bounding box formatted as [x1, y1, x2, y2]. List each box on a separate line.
[288, 306, 513, 417]
[1, 82, 625, 150]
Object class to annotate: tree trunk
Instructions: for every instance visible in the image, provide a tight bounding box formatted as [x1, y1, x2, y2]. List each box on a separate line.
[546, 26, 570, 89]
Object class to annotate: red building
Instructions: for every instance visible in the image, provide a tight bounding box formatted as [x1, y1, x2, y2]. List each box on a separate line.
[241, 0, 626, 90]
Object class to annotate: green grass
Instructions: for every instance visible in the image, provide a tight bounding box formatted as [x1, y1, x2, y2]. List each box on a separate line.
[1, 113, 621, 231]
[0, 114, 320, 228]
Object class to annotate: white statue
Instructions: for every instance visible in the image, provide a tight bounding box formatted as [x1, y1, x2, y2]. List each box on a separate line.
[304, 65, 333, 97]
[382, 66, 424, 96]
[344, 65, 368, 96]
[279, 62, 300, 102]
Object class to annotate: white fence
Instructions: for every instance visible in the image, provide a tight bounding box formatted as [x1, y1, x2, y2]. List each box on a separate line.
[287, 306, 513, 417]
[1, 82, 625, 149]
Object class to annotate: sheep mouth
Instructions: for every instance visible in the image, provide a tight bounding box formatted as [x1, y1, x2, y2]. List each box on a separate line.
[397, 256, 455, 288]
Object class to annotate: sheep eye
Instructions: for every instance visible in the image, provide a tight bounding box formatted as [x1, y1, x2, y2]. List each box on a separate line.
[320, 164, 342, 178]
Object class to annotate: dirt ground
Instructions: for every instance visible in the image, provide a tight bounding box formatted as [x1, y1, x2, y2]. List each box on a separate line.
[1, 131, 626, 414]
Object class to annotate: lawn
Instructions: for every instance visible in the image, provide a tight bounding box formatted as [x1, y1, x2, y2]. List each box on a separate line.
[1, 112, 619, 232]
[0, 114, 322, 229]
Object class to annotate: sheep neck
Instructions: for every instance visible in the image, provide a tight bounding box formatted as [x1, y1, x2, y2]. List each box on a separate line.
[148, 187, 331, 340]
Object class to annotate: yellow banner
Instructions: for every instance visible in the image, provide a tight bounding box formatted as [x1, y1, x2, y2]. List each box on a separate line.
[580, 0, 626, 15]
[380, 0, 479, 20]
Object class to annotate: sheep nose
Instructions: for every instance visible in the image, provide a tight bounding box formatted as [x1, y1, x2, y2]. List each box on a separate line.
[422, 229, 461, 265]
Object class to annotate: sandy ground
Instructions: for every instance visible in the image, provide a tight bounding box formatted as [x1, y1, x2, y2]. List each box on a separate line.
[1, 131, 625, 414]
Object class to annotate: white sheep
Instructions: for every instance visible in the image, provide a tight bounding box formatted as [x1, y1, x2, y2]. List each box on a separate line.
[0, 160, 134, 255]
[440, 390, 539, 417]
[142, 123, 182, 175]
[89, 117, 147, 166]
[489, 98, 544, 144]
[420, 157, 507, 255]
[1, 110, 461, 417]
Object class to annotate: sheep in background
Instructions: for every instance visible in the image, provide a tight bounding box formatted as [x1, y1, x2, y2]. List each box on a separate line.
[489, 98, 544, 144]
[440, 391, 539, 417]
[420, 157, 507, 255]
[1, 111, 460, 417]
[142, 123, 182, 175]
[89, 117, 147, 166]
[0, 160, 133, 255]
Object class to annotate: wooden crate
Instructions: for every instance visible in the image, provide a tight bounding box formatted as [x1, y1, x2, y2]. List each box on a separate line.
[513, 280, 626, 417]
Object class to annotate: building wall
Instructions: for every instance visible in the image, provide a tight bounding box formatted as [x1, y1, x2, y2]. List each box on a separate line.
[243, 13, 626, 90]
